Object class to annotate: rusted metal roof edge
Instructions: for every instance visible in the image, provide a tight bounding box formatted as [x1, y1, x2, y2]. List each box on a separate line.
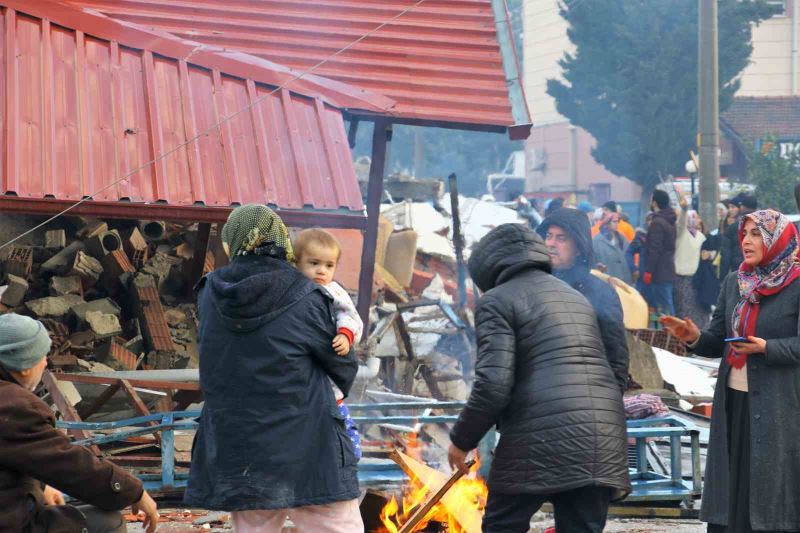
[4, 0, 397, 114]
[0, 197, 367, 229]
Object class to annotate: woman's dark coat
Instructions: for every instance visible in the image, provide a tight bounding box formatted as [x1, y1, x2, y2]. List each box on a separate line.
[450, 224, 630, 498]
[693, 272, 800, 530]
[185, 255, 359, 511]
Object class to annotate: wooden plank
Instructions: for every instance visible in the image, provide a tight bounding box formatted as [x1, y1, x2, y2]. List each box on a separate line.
[398, 458, 475, 533]
[78, 382, 121, 419]
[40, 371, 100, 455]
[119, 379, 160, 444]
[55, 373, 200, 391]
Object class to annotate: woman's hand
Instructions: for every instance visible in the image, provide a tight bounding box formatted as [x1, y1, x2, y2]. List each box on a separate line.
[731, 336, 767, 355]
[659, 316, 701, 344]
[447, 444, 471, 474]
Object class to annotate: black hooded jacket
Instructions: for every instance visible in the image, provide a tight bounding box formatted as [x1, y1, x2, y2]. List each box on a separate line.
[450, 224, 630, 497]
[644, 207, 678, 283]
[538, 208, 630, 391]
[185, 255, 359, 511]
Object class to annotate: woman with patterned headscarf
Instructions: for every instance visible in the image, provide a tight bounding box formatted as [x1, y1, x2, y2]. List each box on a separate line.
[661, 209, 800, 533]
[185, 205, 363, 532]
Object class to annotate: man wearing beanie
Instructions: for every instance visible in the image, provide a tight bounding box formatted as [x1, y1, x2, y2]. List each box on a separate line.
[0, 313, 159, 532]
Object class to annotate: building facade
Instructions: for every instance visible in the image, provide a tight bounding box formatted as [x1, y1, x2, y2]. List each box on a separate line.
[521, 0, 643, 210]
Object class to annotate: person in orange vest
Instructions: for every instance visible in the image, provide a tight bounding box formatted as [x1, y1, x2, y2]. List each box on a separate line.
[592, 201, 635, 243]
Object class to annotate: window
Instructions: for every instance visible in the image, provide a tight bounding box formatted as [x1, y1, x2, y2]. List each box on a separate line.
[766, 0, 787, 17]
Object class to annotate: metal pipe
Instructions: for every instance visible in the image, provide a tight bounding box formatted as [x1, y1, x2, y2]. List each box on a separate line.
[792, 0, 799, 95]
[448, 173, 468, 308]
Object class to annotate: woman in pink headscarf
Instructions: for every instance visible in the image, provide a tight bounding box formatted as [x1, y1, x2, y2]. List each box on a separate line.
[661, 209, 800, 533]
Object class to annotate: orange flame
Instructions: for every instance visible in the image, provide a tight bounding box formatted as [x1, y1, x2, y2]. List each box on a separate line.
[378, 455, 487, 533]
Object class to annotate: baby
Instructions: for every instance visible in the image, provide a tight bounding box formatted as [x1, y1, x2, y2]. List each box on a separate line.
[294, 228, 363, 459]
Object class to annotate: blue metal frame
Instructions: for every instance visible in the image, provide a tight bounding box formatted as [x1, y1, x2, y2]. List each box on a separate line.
[58, 406, 702, 503]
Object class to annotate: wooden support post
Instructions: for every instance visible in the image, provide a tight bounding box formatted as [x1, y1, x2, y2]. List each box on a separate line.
[448, 174, 468, 309]
[186, 222, 212, 297]
[41, 371, 100, 455]
[356, 119, 391, 331]
[398, 459, 476, 533]
[119, 379, 161, 444]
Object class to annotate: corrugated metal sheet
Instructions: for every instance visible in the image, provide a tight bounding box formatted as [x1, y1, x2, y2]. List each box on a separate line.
[0, 0, 374, 219]
[66, 0, 516, 128]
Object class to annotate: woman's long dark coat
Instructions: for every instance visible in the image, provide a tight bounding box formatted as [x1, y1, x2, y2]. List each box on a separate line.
[185, 255, 359, 511]
[693, 272, 800, 530]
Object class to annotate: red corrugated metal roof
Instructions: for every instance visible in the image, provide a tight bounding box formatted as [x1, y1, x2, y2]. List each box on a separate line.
[0, 0, 381, 221]
[66, 0, 516, 129]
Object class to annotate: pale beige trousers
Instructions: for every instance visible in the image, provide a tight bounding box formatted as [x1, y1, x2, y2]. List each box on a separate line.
[231, 498, 363, 532]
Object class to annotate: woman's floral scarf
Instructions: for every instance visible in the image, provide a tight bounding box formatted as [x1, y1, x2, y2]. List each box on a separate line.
[729, 210, 800, 368]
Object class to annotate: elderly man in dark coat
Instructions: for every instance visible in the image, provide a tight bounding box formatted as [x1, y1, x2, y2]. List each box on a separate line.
[185, 205, 361, 532]
[448, 224, 630, 533]
[0, 313, 158, 533]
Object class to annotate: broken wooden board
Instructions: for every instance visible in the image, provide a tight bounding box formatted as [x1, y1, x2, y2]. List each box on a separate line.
[390, 450, 483, 533]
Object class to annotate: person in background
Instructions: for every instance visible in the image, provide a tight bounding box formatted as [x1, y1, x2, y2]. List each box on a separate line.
[592, 212, 633, 285]
[720, 194, 758, 276]
[0, 313, 159, 533]
[577, 200, 594, 222]
[643, 189, 678, 316]
[538, 208, 630, 391]
[448, 224, 630, 533]
[794, 183, 800, 232]
[544, 197, 565, 218]
[626, 215, 651, 299]
[674, 192, 709, 329]
[661, 209, 800, 533]
[592, 201, 635, 242]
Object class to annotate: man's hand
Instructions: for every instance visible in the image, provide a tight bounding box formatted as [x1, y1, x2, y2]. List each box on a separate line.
[731, 336, 767, 355]
[332, 334, 351, 356]
[447, 444, 470, 474]
[659, 316, 701, 344]
[596, 262, 608, 274]
[131, 491, 159, 533]
[643, 272, 653, 285]
[42, 485, 64, 506]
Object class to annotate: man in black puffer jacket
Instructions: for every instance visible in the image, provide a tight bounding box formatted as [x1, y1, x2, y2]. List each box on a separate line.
[448, 224, 630, 533]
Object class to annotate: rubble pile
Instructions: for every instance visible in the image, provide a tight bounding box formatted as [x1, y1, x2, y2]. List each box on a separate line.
[0, 217, 207, 374]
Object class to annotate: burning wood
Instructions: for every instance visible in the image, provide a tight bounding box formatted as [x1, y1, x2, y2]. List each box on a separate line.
[380, 450, 486, 533]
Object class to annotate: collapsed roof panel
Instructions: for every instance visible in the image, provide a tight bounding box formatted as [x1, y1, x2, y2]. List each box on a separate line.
[0, 0, 386, 222]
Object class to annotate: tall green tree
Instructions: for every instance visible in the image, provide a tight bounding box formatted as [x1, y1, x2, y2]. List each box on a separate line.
[547, 0, 775, 197]
[748, 137, 800, 214]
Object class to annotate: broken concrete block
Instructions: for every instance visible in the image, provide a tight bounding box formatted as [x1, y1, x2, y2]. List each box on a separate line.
[49, 276, 83, 297]
[139, 252, 182, 292]
[44, 229, 66, 250]
[41, 241, 84, 273]
[4, 247, 33, 279]
[85, 311, 123, 340]
[86, 230, 123, 259]
[76, 219, 108, 240]
[26, 295, 84, 318]
[70, 298, 122, 324]
[56, 379, 82, 407]
[68, 251, 103, 290]
[139, 220, 166, 242]
[1, 275, 28, 307]
[76, 359, 115, 373]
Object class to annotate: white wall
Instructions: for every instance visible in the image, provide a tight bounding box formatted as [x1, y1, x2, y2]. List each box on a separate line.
[738, 7, 799, 96]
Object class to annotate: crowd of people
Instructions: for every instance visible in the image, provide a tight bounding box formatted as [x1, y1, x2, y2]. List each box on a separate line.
[1, 186, 799, 532]
[517, 189, 771, 331]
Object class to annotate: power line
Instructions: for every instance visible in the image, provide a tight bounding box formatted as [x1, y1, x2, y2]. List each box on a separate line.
[0, 0, 426, 251]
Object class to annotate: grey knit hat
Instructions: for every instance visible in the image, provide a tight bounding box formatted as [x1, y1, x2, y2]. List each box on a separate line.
[0, 314, 52, 371]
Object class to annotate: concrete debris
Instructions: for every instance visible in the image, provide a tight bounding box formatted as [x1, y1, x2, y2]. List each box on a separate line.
[86, 229, 123, 259]
[70, 298, 122, 323]
[49, 276, 83, 297]
[85, 310, 123, 339]
[45, 229, 66, 250]
[1, 274, 28, 307]
[41, 241, 85, 273]
[4, 246, 33, 279]
[69, 251, 103, 289]
[26, 295, 84, 318]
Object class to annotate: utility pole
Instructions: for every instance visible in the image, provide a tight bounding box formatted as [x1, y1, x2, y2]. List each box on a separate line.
[698, 0, 720, 229]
